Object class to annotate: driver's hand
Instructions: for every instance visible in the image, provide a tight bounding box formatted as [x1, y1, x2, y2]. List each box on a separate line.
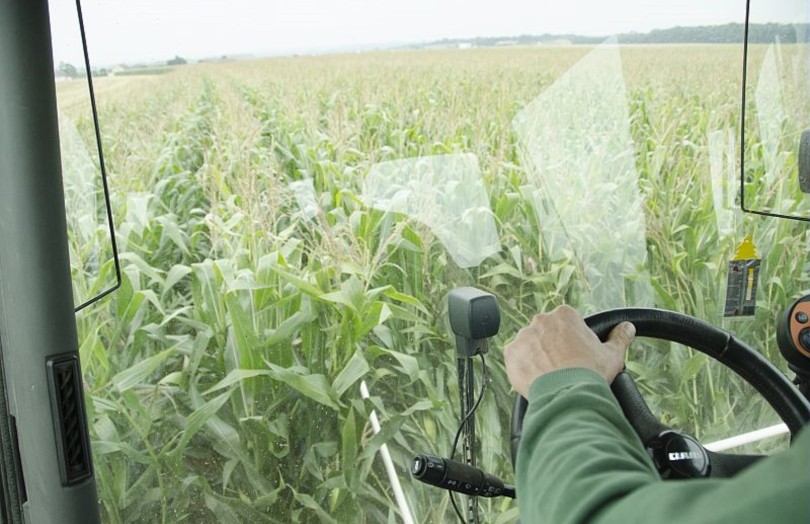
[504, 305, 635, 397]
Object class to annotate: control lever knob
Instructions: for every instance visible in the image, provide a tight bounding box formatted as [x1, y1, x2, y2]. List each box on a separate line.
[799, 328, 810, 352]
[777, 295, 810, 375]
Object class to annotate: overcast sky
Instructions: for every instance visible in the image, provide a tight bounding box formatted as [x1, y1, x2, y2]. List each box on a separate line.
[48, 0, 801, 66]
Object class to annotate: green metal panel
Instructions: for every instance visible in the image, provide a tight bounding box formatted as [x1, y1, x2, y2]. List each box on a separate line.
[0, 1, 101, 523]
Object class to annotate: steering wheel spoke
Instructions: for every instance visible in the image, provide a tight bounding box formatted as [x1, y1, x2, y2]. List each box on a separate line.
[611, 371, 671, 443]
[706, 449, 764, 478]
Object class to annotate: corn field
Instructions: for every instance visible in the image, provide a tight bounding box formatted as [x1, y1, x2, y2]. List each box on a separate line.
[57, 44, 809, 523]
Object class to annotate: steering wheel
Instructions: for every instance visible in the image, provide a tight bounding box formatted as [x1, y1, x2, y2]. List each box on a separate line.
[510, 308, 810, 479]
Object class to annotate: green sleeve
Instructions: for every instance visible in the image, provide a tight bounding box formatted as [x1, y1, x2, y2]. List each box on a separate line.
[515, 367, 810, 524]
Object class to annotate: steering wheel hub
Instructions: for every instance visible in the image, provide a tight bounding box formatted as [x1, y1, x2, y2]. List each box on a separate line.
[650, 430, 709, 479]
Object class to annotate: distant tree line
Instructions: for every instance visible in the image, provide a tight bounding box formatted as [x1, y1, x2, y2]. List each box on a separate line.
[55, 55, 187, 79]
[421, 23, 809, 48]
[167, 55, 187, 66]
[57, 61, 80, 78]
[619, 23, 807, 45]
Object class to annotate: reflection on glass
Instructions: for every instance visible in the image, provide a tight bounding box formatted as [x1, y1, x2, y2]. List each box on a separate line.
[61, 113, 100, 246]
[52, 0, 117, 310]
[289, 179, 320, 220]
[743, 1, 810, 219]
[59, 105, 117, 309]
[512, 40, 652, 312]
[756, 44, 788, 189]
[708, 128, 739, 238]
[362, 154, 500, 268]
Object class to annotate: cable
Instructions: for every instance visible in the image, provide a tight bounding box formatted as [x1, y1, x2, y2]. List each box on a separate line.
[449, 353, 488, 523]
[450, 353, 488, 462]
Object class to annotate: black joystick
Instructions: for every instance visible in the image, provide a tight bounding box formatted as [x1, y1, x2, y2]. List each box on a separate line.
[448, 287, 500, 357]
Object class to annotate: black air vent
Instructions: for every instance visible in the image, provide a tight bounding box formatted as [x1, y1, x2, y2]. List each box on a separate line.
[47, 356, 92, 485]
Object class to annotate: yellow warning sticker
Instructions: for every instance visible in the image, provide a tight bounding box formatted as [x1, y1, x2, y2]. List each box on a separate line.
[724, 236, 760, 318]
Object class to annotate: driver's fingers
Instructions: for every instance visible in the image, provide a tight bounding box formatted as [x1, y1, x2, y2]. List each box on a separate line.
[605, 322, 636, 356]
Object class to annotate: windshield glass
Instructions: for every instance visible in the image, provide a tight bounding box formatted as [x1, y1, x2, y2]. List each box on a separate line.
[51, 1, 809, 522]
[50, 0, 118, 310]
